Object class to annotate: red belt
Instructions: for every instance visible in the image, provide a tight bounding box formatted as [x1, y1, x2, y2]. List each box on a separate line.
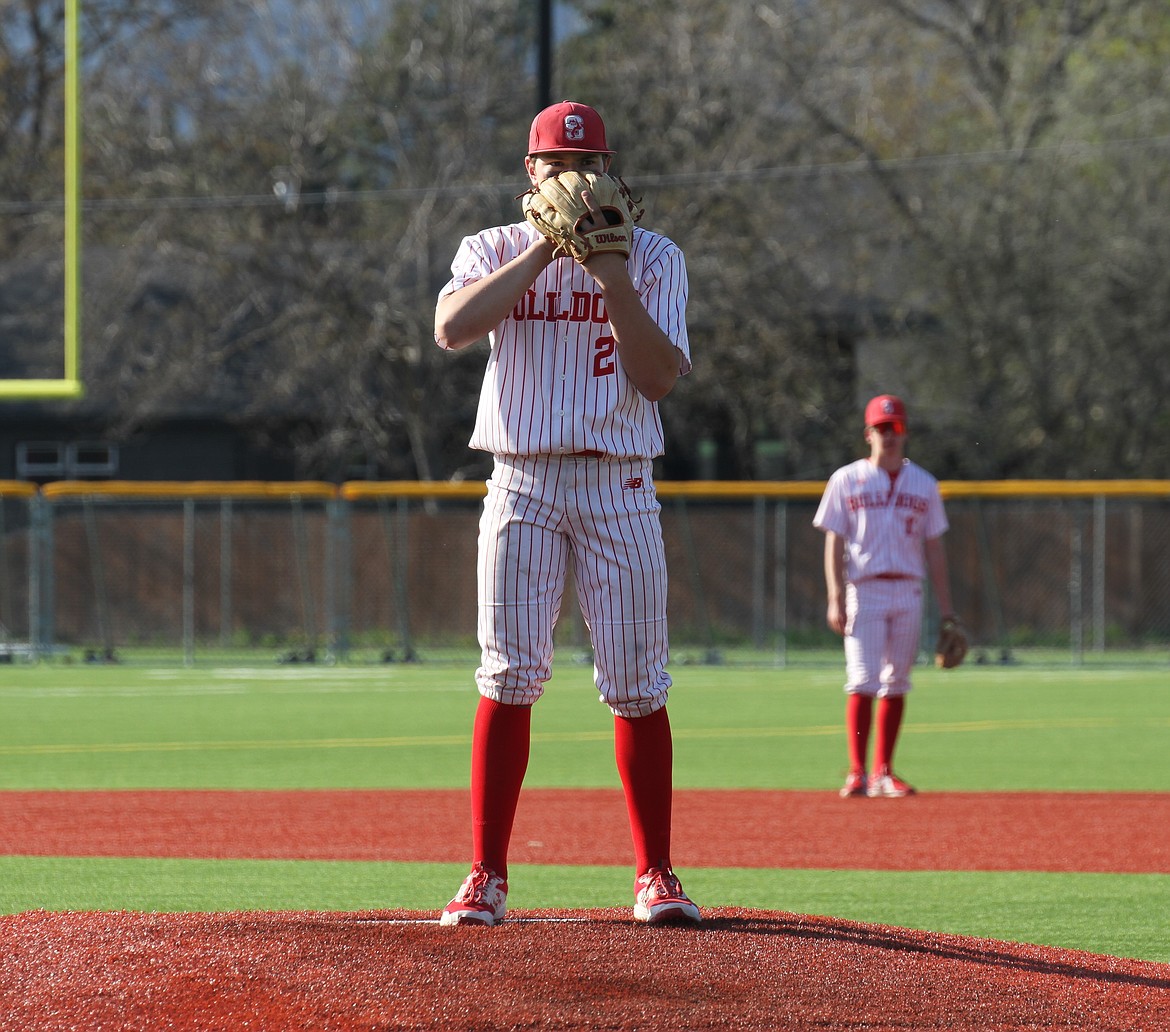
[871, 573, 914, 580]
[567, 450, 606, 458]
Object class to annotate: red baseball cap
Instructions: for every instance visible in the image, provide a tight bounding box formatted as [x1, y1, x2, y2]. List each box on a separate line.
[528, 101, 614, 156]
[864, 394, 908, 428]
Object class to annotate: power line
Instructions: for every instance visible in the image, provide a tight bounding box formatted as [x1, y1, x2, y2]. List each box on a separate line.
[3, 133, 1169, 216]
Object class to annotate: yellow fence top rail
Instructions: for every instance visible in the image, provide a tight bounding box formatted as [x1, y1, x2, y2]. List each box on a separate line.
[40, 480, 338, 500]
[0, 480, 39, 498]
[342, 479, 1170, 501]
[341, 481, 487, 501]
[940, 480, 1170, 499]
[6, 478, 1168, 502]
[655, 480, 828, 499]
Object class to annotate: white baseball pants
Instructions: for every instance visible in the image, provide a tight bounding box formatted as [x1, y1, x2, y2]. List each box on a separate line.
[475, 454, 671, 718]
[843, 577, 924, 698]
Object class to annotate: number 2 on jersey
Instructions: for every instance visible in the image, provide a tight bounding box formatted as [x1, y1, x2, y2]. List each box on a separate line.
[593, 335, 616, 377]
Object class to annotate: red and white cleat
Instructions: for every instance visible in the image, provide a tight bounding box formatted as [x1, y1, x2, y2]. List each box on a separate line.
[633, 866, 701, 926]
[440, 862, 508, 927]
[867, 767, 916, 798]
[839, 770, 868, 798]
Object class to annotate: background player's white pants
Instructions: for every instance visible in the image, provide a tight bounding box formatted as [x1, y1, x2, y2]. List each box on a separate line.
[843, 578, 924, 698]
[476, 454, 671, 718]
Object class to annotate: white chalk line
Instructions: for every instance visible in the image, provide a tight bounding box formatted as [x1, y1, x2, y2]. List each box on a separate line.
[356, 916, 591, 925]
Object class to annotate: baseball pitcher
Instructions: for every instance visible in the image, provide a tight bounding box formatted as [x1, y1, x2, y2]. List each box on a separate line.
[433, 102, 700, 926]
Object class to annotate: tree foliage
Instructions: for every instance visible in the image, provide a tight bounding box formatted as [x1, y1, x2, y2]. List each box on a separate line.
[3, 0, 1169, 479]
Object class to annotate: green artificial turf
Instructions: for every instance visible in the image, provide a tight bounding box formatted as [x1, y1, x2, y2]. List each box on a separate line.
[2, 660, 1168, 791]
[1, 858, 1166, 963]
[2, 657, 1169, 960]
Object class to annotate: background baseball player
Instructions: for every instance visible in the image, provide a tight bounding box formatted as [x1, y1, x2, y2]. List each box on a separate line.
[432, 101, 700, 926]
[813, 395, 959, 798]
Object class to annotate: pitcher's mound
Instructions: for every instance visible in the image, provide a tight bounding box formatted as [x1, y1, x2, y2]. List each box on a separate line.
[4, 907, 1169, 1030]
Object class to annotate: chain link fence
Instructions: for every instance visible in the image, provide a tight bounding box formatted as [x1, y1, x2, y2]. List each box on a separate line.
[1, 480, 1167, 666]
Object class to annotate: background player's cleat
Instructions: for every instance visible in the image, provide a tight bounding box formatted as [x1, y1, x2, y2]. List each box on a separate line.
[839, 771, 868, 798]
[440, 862, 508, 927]
[633, 866, 701, 925]
[867, 767, 916, 798]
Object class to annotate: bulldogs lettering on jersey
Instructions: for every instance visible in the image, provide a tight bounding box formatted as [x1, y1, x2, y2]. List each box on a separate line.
[813, 458, 947, 583]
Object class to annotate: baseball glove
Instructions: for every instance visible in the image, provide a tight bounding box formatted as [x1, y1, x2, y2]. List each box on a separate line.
[522, 171, 643, 263]
[934, 616, 968, 670]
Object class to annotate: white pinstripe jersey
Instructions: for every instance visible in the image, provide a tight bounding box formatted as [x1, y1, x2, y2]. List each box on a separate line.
[813, 458, 948, 582]
[437, 222, 691, 459]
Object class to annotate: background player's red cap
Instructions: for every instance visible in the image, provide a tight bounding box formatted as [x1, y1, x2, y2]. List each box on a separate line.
[528, 101, 614, 156]
[865, 394, 908, 428]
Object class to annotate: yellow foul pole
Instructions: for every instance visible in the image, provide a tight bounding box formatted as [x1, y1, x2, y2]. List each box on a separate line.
[62, 0, 84, 395]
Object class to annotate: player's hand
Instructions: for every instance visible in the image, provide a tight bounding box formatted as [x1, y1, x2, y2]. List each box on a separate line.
[577, 188, 626, 272]
[578, 186, 607, 230]
[827, 598, 846, 636]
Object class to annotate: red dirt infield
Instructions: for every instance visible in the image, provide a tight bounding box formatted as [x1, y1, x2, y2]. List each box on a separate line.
[4, 787, 1170, 871]
[3, 788, 1169, 1030]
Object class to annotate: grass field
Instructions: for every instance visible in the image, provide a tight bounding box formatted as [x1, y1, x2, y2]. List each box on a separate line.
[2, 656, 1169, 960]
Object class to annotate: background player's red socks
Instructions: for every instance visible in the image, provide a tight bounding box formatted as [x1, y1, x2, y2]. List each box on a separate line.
[873, 695, 906, 772]
[845, 693, 873, 773]
[470, 696, 531, 880]
[614, 706, 674, 876]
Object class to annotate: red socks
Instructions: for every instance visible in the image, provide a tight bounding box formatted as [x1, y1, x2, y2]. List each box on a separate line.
[469, 698, 675, 880]
[470, 697, 531, 880]
[873, 695, 906, 773]
[614, 707, 674, 876]
[846, 694, 906, 773]
[845, 694, 873, 773]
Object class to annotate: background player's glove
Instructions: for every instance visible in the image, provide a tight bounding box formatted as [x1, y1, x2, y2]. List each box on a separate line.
[523, 171, 643, 263]
[934, 616, 968, 669]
